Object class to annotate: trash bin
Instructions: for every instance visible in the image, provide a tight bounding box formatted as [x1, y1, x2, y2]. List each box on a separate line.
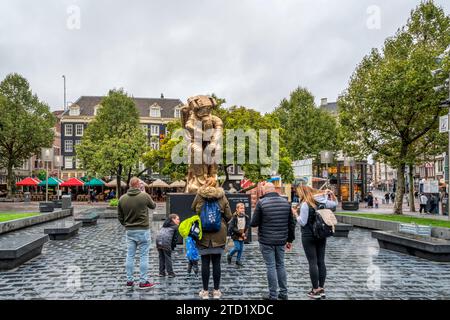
[61, 195, 72, 210]
[24, 192, 31, 203]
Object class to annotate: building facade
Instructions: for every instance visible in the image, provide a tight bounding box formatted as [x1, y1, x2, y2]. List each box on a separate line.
[59, 96, 183, 180]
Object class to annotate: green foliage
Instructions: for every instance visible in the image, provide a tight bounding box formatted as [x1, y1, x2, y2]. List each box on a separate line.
[338, 1, 450, 214]
[273, 87, 339, 163]
[37, 170, 47, 181]
[109, 198, 119, 207]
[76, 89, 147, 195]
[0, 73, 55, 197]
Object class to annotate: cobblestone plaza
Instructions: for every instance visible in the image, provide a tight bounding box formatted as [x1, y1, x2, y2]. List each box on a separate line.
[0, 216, 449, 300]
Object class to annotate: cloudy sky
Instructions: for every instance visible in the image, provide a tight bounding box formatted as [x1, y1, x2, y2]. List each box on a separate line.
[1, 0, 449, 113]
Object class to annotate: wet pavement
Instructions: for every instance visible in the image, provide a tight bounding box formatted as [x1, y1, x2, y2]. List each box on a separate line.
[0, 215, 449, 300]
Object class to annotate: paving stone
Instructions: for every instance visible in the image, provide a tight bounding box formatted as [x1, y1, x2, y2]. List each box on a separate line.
[1, 216, 449, 299]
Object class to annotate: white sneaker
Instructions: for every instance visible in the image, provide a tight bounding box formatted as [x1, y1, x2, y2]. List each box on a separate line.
[199, 290, 209, 300]
[213, 290, 222, 299]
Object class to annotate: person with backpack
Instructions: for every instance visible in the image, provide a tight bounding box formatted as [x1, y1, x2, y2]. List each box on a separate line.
[178, 215, 202, 276]
[156, 214, 180, 277]
[251, 183, 296, 300]
[227, 202, 250, 267]
[295, 186, 337, 299]
[191, 177, 232, 300]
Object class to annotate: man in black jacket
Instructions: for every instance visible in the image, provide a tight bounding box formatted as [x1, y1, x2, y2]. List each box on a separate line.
[251, 183, 296, 300]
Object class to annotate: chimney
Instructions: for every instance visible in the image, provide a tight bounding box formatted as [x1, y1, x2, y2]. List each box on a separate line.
[320, 98, 328, 106]
[161, 93, 164, 99]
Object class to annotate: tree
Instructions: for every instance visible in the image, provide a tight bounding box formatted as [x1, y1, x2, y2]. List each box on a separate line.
[273, 87, 339, 162]
[339, 1, 450, 214]
[0, 73, 55, 197]
[76, 89, 147, 197]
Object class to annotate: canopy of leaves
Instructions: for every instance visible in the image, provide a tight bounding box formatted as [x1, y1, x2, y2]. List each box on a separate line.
[0, 73, 55, 195]
[76, 89, 147, 180]
[273, 87, 339, 163]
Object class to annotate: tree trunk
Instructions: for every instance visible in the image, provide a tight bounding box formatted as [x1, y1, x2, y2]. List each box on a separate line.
[6, 162, 14, 198]
[394, 162, 406, 215]
[126, 167, 132, 190]
[117, 164, 123, 198]
[408, 165, 415, 212]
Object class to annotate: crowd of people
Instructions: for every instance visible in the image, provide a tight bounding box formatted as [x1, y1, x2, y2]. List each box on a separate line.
[117, 176, 338, 300]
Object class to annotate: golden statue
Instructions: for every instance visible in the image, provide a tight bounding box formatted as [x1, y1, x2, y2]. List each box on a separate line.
[181, 95, 223, 193]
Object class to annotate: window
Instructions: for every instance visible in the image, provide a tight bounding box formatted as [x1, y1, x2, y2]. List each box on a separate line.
[237, 165, 244, 175]
[65, 124, 73, 136]
[141, 124, 148, 134]
[438, 160, 444, 173]
[75, 140, 82, 146]
[94, 105, 101, 116]
[227, 165, 235, 174]
[150, 125, 160, 136]
[75, 124, 84, 136]
[150, 142, 159, 150]
[174, 108, 181, 118]
[69, 106, 80, 116]
[150, 106, 161, 118]
[65, 156, 73, 169]
[65, 140, 73, 153]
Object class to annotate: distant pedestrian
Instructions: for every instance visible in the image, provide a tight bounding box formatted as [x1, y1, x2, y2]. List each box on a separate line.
[430, 194, 438, 215]
[227, 203, 250, 268]
[390, 192, 395, 202]
[118, 177, 156, 289]
[295, 186, 337, 300]
[384, 193, 390, 204]
[251, 183, 296, 300]
[192, 177, 232, 300]
[366, 192, 374, 209]
[419, 194, 428, 214]
[374, 197, 379, 209]
[156, 214, 180, 277]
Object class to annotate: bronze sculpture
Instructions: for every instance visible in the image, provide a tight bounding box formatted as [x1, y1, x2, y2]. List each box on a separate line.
[181, 95, 223, 193]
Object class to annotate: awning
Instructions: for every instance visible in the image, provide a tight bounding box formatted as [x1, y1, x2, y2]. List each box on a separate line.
[105, 180, 127, 188]
[38, 177, 63, 187]
[60, 178, 84, 187]
[169, 180, 186, 188]
[149, 179, 170, 188]
[85, 178, 106, 187]
[16, 177, 41, 187]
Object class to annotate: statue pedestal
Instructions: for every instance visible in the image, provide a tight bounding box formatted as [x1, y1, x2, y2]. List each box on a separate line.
[167, 193, 252, 244]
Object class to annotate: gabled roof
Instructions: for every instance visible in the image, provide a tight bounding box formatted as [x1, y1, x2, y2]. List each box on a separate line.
[66, 96, 183, 118]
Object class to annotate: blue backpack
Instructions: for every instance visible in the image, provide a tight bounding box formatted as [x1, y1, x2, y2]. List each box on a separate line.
[200, 199, 222, 232]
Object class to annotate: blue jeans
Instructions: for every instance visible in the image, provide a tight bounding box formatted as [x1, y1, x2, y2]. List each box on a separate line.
[229, 240, 244, 261]
[259, 243, 287, 299]
[125, 229, 150, 283]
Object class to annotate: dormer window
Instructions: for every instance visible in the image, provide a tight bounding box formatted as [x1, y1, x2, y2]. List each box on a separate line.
[174, 107, 181, 118]
[94, 105, 101, 116]
[150, 105, 161, 118]
[69, 104, 80, 116]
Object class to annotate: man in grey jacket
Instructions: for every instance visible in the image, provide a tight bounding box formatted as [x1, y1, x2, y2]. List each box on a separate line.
[251, 183, 296, 300]
[118, 177, 156, 289]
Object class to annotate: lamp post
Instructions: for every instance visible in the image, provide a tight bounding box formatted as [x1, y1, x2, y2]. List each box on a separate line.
[54, 155, 62, 200]
[41, 148, 53, 203]
[62, 75, 67, 111]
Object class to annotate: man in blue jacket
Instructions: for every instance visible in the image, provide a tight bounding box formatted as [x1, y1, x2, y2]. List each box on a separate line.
[251, 183, 296, 300]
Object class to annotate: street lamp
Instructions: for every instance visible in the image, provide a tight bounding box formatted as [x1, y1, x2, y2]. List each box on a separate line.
[41, 148, 53, 203]
[54, 155, 62, 199]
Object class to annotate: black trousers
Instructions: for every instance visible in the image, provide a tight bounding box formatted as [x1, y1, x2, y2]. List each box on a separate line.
[158, 249, 173, 274]
[302, 236, 327, 290]
[201, 254, 221, 290]
[419, 204, 427, 213]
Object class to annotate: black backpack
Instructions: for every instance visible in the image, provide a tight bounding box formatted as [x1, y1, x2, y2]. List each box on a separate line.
[312, 204, 334, 239]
